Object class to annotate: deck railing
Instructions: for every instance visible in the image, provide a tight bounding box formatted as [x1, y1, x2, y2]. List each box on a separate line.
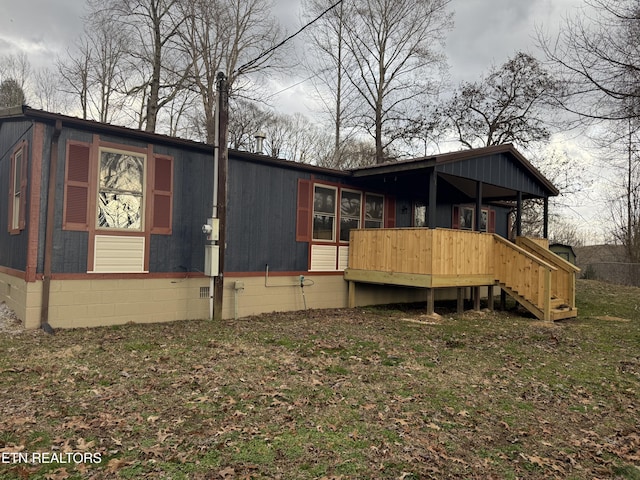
[349, 228, 494, 276]
[348, 228, 573, 320]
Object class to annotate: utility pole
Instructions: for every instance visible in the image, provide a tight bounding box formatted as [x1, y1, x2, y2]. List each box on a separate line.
[213, 72, 229, 321]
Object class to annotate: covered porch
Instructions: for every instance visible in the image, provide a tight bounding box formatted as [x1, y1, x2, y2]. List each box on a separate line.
[344, 228, 579, 321]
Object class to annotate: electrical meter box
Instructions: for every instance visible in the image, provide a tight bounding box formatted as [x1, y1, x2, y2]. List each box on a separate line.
[206, 218, 220, 241]
[204, 245, 219, 276]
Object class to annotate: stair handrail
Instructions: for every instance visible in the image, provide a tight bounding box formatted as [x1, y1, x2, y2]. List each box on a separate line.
[493, 235, 558, 272]
[493, 234, 557, 320]
[515, 237, 580, 310]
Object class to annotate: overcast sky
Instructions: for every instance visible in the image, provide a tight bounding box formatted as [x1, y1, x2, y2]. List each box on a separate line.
[0, 0, 584, 83]
[0, 0, 606, 242]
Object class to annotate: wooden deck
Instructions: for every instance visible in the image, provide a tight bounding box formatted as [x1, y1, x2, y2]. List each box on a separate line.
[344, 228, 579, 321]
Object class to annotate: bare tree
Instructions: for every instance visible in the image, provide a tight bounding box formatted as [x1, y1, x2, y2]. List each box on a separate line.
[540, 0, 640, 254]
[540, 0, 640, 123]
[57, 12, 128, 123]
[32, 68, 66, 112]
[303, 0, 363, 167]
[0, 53, 31, 93]
[228, 98, 274, 150]
[340, 0, 452, 163]
[178, 0, 281, 143]
[444, 52, 561, 150]
[510, 147, 584, 240]
[91, 0, 191, 132]
[57, 39, 91, 118]
[603, 120, 640, 261]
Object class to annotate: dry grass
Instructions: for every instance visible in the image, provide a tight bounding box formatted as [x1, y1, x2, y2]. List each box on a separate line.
[1, 279, 639, 479]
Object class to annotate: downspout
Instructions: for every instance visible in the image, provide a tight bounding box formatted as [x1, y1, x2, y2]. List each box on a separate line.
[40, 120, 62, 334]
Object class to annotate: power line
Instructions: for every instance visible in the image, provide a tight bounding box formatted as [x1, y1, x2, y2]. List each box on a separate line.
[264, 73, 320, 100]
[235, 0, 344, 76]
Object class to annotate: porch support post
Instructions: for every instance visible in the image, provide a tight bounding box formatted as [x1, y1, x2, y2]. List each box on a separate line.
[426, 288, 435, 315]
[457, 288, 464, 314]
[348, 281, 356, 308]
[500, 289, 507, 310]
[428, 169, 437, 229]
[543, 196, 549, 239]
[473, 286, 481, 311]
[475, 181, 483, 231]
[488, 285, 495, 311]
[516, 191, 523, 237]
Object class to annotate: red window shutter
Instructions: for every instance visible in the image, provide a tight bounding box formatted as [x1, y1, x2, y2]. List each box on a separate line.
[384, 196, 396, 227]
[296, 179, 311, 242]
[64, 142, 91, 230]
[488, 209, 496, 233]
[151, 155, 173, 234]
[452, 206, 460, 229]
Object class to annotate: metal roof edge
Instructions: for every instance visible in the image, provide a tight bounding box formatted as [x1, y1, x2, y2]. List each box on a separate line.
[0, 107, 350, 178]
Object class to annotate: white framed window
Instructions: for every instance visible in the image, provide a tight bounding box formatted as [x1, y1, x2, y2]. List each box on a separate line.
[459, 206, 474, 230]
[11, 148, 23, 231]
[480, 208, 488, 232]
[364, 193, 384, 228]
[414, 201, 427, 227]
[97, 148, 146, 231]
[340, 189, 362, 242]
[313, 185, 337, 241]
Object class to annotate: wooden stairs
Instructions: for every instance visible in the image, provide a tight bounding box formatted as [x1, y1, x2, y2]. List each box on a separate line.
[499, 282, 577, 322]
[496, 237, 580, 321]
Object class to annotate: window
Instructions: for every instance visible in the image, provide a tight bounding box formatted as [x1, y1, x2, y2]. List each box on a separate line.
[480, 209, 488, 232]
[97, 149, 145, 230]
[11, 149, 22, 230]
[459, 206, 474, 230]
[453, 205, 496, 232]
[364, 193, 384, 228]
[8, 143, 27, 233]
[313, 185, 337, 241]
[414, 201, 427, 227]
[340, 190, 361, 241]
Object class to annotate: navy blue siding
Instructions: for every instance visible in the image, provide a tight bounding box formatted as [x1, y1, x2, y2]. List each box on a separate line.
[437, 153, 546, 197]
[0, 119, 33, 272]
[226, 158, 311, 272]
[43, 128, 213, 275]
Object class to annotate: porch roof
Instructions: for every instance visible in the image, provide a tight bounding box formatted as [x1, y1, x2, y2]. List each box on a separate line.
[350, 144, 559, 201]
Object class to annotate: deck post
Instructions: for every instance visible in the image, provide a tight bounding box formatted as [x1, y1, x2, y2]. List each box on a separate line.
[543, 196, 549, 239]
[475, 181, 483, 231]
[428, 170, 437, 229]
[348, 281, 356, 308]
[457, 288, 464, 313]
[426, 288, 435, 315]
[500, 289, 506, 310]
[473, 286, 481, 311]
[516, 191, 523, 237]
[543, 268, 552, 321]
[487, 285, 494, 311]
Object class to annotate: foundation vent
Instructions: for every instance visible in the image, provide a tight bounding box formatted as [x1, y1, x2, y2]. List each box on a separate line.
[200, 286, 210, 299]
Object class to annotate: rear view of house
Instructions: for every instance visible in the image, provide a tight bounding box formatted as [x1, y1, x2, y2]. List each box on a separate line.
[0, 106, 577, 329]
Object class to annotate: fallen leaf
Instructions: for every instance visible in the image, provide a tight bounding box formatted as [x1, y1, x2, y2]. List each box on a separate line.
[44, 468, 70, 480]
[219, 466, 235, 478]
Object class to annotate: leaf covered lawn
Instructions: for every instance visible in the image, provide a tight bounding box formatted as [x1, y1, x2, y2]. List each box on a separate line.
[1, 279, 639, 479]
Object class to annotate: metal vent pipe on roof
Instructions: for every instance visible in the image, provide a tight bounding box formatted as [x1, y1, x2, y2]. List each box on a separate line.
[254, 131, 266, 155]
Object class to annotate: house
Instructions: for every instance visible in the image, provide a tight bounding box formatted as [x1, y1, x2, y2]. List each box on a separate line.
[549, 243, 577, 265]
[0, 106, 577, 329]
